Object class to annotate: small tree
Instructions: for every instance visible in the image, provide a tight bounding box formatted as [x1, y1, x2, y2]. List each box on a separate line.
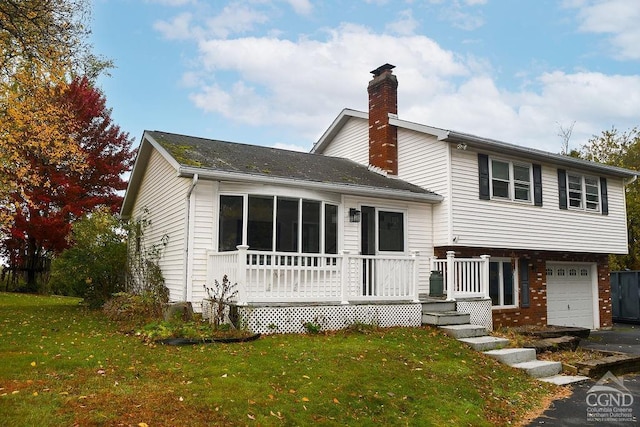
[49, 208, 127, 307]
[204, 275, 238, 329]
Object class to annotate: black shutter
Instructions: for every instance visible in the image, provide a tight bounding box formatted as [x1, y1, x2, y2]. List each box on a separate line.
[478, 153, 490, 200]
[600, 177, 608, 215]
[533, 164, 542, 206]
[519, 259, 530, 308]
[558, 169, 567, 210]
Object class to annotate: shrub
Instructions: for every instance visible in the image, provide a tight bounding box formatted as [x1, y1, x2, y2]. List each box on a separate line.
[49, 209, 127, 308]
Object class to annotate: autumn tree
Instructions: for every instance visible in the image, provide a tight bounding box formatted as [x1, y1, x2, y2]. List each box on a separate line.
[580, 127, 640, 270]
[0, 0, 111, 227]
[1, 76, 134, 290]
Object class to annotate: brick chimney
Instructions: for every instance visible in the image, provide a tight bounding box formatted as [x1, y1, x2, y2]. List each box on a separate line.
[368, 63, 398, 175]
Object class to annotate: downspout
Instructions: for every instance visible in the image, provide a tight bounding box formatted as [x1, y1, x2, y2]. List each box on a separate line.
[184, 174, 199, 301]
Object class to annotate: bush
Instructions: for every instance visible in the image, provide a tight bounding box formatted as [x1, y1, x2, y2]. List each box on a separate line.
[49, 209, 127, 308]
[103, 292, 165, 329]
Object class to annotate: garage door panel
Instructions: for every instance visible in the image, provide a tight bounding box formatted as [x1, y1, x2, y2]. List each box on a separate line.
[546, 263, 594, 329]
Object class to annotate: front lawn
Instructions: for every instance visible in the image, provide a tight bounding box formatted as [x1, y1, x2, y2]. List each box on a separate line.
[0, 293, 559, 426]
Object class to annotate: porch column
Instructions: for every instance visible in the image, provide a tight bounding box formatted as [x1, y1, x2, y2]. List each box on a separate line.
[411, 251, 420, 302]
[480, 254, 491, 299]
[446, 251, 456, 301]
[236, 245, 249, 305]
[341, 251, 350, 304]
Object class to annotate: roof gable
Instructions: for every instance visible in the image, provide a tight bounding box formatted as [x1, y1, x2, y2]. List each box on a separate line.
[314, 109, 638, 180]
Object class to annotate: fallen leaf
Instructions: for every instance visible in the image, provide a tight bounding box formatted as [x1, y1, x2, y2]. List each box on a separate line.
[32, 392, 38, 396]
[247, 414, 255, 420]
[30, 362, 36, 367]
[301, 397, 310, 402]
[333, 398, 340, 404]
[138, 423, 149, 427]
[289, 389, 296, 394]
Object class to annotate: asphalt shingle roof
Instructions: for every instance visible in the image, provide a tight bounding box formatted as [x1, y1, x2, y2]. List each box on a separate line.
[147, 130, 439, 197]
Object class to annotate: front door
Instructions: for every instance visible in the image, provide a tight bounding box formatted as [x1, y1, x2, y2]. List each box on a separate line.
[361, 206, 376, 295]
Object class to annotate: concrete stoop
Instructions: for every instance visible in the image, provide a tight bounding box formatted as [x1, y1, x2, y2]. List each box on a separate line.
[422, 311, 470, 326]
[423, 301, 589, 383]
[437, 324, 589, 384]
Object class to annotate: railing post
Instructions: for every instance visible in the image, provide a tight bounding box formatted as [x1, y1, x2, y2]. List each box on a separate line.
[446, 250, 456, 301]
[341, 251, 350, 304]
[236, 245, 249, 305]
[480, 254, 491, 299]
[411, 251, 420, 302]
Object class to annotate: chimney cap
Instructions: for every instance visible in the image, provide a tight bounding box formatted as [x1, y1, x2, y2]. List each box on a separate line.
[370, 63, 395, 77]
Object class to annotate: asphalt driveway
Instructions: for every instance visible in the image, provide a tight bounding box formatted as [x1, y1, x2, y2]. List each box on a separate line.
[527, 323, 640, 426]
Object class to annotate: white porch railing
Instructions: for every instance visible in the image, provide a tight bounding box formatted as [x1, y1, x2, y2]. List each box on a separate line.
[430, 251, 491, 300]
[207, 245, 420, 304]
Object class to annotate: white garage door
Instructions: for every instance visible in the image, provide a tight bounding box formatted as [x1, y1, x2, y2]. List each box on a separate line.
[546, 263, 595, 329]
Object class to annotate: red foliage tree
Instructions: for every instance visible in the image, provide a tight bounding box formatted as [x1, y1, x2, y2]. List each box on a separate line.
[1, 76, 135, 290]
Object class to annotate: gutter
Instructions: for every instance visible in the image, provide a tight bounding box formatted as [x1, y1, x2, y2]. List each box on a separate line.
[183, 174, 199, 301]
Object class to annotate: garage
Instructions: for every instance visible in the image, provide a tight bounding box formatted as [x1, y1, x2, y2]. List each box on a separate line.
[546, 262, 596, 329]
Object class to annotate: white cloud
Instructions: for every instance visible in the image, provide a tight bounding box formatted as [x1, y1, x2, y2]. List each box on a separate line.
[153, 12, 196, 40]
[286, 0, 313, 16]
[386, 9, 419, 36]
[570, 0, 640, 60]
[190, 24, 469, 140]
[154, 3, 269, 40]
[438, 0, 485, 31]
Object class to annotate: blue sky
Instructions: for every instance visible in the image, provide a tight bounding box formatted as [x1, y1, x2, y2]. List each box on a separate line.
[90, 0, 640, 153]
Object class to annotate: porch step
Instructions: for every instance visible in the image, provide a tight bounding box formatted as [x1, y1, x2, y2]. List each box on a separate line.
[421, 300, 456, 313]
[440, 324, 487, 339]
[458, 336, 510, 351]
[511, 360, 563, 378]
[484, 348, 536, 365]
[422, 311, 470, 326]
[538, 374, 591, 385]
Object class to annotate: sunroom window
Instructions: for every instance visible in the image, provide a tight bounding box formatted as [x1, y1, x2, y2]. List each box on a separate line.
[218, 195, 338, 254]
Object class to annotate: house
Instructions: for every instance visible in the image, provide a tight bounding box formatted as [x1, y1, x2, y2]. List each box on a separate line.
[121, 63, 638, 333]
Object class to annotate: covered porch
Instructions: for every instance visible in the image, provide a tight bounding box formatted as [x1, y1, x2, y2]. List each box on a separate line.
[205, 248, 493, 333]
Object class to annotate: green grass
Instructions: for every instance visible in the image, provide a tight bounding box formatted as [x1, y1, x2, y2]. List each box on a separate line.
[0, 292, 559, 426]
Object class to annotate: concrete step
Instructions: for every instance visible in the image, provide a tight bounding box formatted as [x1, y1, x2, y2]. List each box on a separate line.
[440, 324, 487, 339]
[538, 374, 591, 385]
[484, 348, 537, 365]
[511, 360, 563, 378]
[421, 301, 456, 313]
[422, 311, 470, 326]
[458, 336, 510, 351]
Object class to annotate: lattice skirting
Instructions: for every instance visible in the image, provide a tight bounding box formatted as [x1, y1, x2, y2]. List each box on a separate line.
[456, 298, 493, 331]
[235, 303, 422, 334]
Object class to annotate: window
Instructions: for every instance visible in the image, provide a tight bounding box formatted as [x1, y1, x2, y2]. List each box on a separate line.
[567, 173, 600, 212]
[219, 195, 243, 251]
[324, 204, 338, 254]
[490, 159, 532, 202]
[219, 194, 338, 254]
[378, 210, 404, 252]
[248, 196, 274, 251]
[489, 260, 516, 307]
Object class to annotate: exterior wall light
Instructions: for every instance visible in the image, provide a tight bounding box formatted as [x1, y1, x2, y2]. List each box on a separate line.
[349, 208, 361, 223]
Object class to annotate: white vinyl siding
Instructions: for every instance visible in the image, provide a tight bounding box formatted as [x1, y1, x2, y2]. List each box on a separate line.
[449, 149, 628, 253]
[320, 117, 369, 166]
[396, 128, 450, 246]
[188, 180, 217, 305]
[130, 149, 190, 302]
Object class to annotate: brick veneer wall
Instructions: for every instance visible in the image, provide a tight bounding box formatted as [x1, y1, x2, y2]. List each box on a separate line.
[434, 247, 612, 329]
